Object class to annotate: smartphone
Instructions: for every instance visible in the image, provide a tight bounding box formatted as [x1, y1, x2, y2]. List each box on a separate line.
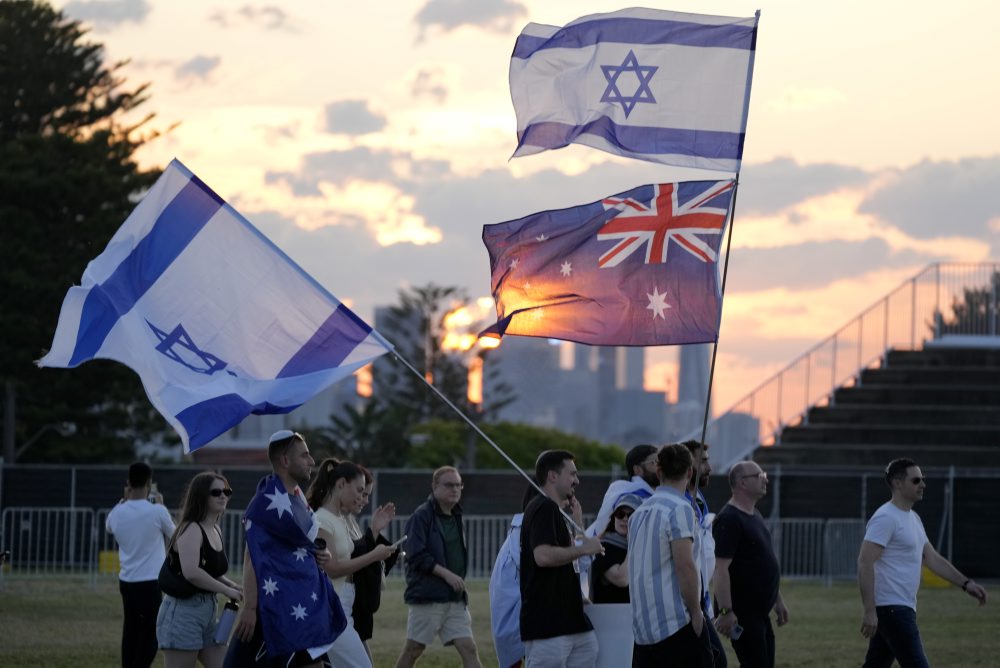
[731, 623, 744, 640]
[391, 534, 408, 549]
[148, 483, 158, 504]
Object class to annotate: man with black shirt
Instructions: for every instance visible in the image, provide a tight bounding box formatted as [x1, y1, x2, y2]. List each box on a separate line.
[713, 461, 789, 668]
[521, 450, 604, 667]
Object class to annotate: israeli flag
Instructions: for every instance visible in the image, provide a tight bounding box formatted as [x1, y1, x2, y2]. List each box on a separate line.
[39, 159, 392, 453]
[510, 7, 759, 171]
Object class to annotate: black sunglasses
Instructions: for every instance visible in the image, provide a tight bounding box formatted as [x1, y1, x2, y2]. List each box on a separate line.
[210, 488, 234, 498]
[910, 477, 927, 485]
[613, 509, 634, 520]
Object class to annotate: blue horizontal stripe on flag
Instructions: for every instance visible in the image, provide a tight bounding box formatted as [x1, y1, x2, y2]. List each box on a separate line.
[518, 117, 744, 161]
[276, 304, 372, 379]
[68, 175, 225, 366]
[177, 394, 301, 449]
[512, 17, 755, 59]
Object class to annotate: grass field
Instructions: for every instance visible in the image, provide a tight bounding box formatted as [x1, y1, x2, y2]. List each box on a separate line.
[0, 577, 997, 667]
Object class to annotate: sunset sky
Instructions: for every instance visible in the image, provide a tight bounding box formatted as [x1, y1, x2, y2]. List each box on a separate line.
[56, 0, 1000, 411]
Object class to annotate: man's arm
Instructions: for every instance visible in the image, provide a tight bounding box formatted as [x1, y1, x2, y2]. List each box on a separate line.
[533, 535, 603, 567]
[857, 540, 884, 638]
[671, 537, 704, 636]
[712, 556, 737, 636]
[923, 542, 987, 605]
[233, 548, 257, 642]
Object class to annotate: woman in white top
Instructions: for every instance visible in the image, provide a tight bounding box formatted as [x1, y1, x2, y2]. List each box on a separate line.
[306, 459, 397, 668]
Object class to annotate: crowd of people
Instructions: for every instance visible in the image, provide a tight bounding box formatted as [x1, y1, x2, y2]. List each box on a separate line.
[105, 436, 988, 668]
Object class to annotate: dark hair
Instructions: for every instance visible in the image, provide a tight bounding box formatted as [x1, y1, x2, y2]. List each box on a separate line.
[167, 471, 229, 552]
[359, 465, 373, 486]
[128, 462, 153, 489]
[885, 458, 917, 488]
[625, 444, 657, 477]
[680, 440, 704, 456]
[656, 443, 693, 481]
[268, 432, 304, 465]
[521, 479, 540, 510]
[306, 458, 365, 510]
[534, 450, 575, 485]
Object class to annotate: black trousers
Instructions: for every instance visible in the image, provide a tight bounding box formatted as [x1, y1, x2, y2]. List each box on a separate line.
[731, 614, 775, 668]
[633, 621, 714, 668]
[119, 579, 162, 668]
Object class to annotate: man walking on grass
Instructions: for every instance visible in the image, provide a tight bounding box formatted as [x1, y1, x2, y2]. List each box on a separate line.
[858, 458, 987, 668]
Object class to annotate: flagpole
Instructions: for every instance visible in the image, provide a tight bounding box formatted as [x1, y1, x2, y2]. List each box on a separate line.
[385, 346, 584, 534]
[697, 176, 742, 453]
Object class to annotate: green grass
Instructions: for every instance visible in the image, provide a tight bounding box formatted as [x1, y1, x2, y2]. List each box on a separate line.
[0, 577, 997, 666]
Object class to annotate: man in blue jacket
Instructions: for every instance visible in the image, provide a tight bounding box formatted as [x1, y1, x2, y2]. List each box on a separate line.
[396, 466, 482, 668]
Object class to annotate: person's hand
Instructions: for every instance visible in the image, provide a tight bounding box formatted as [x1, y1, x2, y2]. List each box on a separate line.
[964, 581, 987, 606]
[691, 610, 705, 637]
[151, 490, 164, 505]
[774, 598, 790, 626]
[371, 544, 396, 561]
[372, 503, 396, 536]
[860, 609, 877, 639]
[233, 605, 256, 642]
[313, 547, 332, 567]
[225, 585, 243, 602]
[577, 535, 604, 557]
[567, 495, 584, 527]
[442, 570, 465, 593]
[715, 610, 738, 637]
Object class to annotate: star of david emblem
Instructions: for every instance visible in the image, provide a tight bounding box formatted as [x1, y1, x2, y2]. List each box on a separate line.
[147, 321, 230, 375]
[601, 50, 658, 118]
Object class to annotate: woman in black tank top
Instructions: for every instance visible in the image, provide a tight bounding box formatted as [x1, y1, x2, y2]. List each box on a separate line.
[157, 472, 243, 667]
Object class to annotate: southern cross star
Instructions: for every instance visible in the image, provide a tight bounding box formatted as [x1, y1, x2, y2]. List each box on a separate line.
[262, 577, 279, 596]
[601, 50, 658, 118]
[264, 491, 292, 519]
[293, 547, 309, 562]
[560, 261, 572, 277]
[291, 604, 308, 620]
[646, 286, 672, 320]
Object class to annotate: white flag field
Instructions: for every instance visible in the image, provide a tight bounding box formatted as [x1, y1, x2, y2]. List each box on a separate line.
[38, 159, 392, 453]
[510, 7, 759, 171]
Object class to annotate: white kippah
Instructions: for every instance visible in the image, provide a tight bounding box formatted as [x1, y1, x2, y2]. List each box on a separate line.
[269, 429, 296, 444]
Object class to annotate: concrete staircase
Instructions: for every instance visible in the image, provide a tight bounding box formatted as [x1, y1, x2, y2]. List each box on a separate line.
[755, 346, 1000, 468]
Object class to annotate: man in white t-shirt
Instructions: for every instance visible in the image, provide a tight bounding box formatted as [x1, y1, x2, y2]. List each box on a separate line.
[858, 458, 988, 668]
[106, 462, 175, 668]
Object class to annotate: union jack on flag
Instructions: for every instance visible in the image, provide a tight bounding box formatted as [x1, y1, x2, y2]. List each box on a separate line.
[598, 180, 733, 268]
[482, 179, 734, 347]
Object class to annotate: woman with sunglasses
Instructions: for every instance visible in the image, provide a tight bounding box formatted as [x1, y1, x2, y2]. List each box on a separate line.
[156, 472, 242, 668]
[590, 493, 642, 604]
[307, 458, 398, 668]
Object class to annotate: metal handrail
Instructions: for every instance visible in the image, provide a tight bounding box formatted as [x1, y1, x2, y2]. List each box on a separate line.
[692, 262, 1000, 471]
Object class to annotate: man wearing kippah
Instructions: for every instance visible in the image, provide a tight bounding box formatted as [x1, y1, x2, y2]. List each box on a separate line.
[858, 458, 988, 668]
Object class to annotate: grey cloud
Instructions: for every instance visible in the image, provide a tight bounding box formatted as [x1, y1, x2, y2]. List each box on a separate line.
[175, 55, 221, 81]
[737, 157, 870, 216]
[209, 4, 291, 31]
[414, 0, 527, 37]
[323, 100, 387, 136]
[858, 156, 1000, 254]
[412, 68, 449, 104]
[724, 238, 930, 293]
[63, 0, 150, 29]
[265, 147, 398, 195]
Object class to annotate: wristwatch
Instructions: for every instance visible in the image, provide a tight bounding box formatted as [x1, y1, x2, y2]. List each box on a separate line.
[717, 607, 734, 616]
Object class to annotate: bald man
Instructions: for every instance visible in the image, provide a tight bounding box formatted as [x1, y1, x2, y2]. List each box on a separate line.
[712, 461, 789, 668]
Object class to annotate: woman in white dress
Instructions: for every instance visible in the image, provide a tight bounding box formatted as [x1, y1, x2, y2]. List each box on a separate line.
[306, 459, 397, 668]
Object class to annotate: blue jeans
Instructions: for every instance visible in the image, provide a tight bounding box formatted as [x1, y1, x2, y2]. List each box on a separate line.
[863, 605, 929, 668]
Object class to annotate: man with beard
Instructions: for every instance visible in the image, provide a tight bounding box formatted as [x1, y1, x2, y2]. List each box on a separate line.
[713, 461, 789, 668]
[858, 458, 987, 668]
[520, 450, 604, 667]
[224, 431, 347, 668]
[683, 440, 726, 667]
[587, 444, 659, 537]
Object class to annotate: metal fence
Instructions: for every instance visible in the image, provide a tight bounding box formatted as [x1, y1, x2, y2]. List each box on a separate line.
[1, 506, 865, 588]
[692, 262, 1000, 471]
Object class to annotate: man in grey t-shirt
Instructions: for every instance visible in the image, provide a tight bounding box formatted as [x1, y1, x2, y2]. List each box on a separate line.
[858, 458, 987, 668]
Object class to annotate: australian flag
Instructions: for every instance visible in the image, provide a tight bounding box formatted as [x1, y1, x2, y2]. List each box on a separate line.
[244, 474, 347, 657]
[482, 180, 733, 347]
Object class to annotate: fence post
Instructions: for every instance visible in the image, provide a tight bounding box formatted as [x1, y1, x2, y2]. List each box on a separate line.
[947, 466, 955, 561]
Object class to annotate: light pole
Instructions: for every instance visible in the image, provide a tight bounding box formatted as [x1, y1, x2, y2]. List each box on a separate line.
[13, 422, 77, 462]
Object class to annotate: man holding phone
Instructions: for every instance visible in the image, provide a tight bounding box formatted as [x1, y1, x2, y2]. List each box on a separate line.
[396, 466, 481, 668]
[106, 462, 175, 668]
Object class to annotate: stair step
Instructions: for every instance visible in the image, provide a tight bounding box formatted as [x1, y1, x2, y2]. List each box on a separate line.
[781, 423, 1000, 446]
[886, 347, 1000, 368]
[807, 404, 1000, 426]
[754, 443, 1000, 468]
[860, 367, 1000, 386]
[835, 385, 1000, 406]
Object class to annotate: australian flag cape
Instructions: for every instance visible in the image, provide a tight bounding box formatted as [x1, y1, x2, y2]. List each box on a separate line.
[244, 474, 347, 656]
